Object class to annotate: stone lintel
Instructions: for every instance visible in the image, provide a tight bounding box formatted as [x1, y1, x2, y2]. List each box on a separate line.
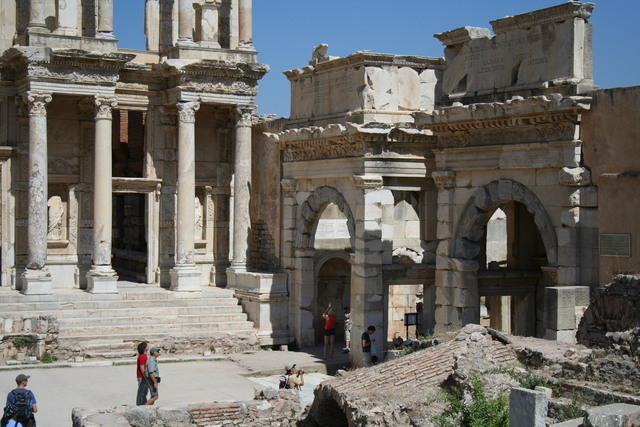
[434, 26, 492, 47]
[414, 95, 591, 131]
[490, 2, 595, 35]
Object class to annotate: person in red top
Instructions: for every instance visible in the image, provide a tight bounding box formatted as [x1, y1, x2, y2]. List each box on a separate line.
[322, 306, 337, 359]
[135, 342, 149, 405]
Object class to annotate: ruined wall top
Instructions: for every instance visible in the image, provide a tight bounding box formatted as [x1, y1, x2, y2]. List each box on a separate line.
[435, 1, 595, 105]
[284, 47, 444, 126]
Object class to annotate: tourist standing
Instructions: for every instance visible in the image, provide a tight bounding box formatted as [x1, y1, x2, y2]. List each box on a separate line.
[343, 307, 352, 353]
[1, 374, 37, 427]
[135, 342, 149, 405]
[322, 306, 337, 359]
[361, 325, 376, 366]
[145, 348, 161, 405]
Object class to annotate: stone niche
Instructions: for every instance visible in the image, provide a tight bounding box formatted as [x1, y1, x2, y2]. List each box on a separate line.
[436, 2, 594, 103]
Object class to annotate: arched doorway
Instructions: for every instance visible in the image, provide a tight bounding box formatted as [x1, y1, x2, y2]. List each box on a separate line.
[453, 180, 557, 338]
[315, 257, 351, 345]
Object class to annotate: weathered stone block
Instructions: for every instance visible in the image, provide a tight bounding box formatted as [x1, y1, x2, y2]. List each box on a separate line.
[559, 167, 591, 186]
[437, 221, 452, 239]
[569, 186, 598, 207]
[436, 240, 450, 257]
[585, 403, 640, 427]
[509, 387, 548, 427]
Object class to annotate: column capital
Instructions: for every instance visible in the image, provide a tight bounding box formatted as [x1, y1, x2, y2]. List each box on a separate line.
[177, 101, 201, 123]
[94, 96, 118, 120]
[235, 107, 255, 128]
[352, 174, 383, 190]
[432, 170, 456, 189]
[23, 92, 52, 116]
[280, 178, 297, 194]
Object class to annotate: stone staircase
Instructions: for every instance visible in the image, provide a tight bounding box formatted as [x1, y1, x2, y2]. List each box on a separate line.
[0, 284, 258, 360]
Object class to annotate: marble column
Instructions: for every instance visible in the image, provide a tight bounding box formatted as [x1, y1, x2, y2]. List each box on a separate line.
[238, 0, 253, 49]
[28, 0, 46, 28]
[229, 107, 253, 272]
[170, 101, 201, 291]
[86, 96, 119, 294]
[178, 0, 195, 44]
[21, 92, 52, 295]
[97, 0, 114, 38]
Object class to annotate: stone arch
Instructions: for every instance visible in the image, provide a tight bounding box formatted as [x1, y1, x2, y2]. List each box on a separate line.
[453, 179, 557, 266]
[295, 186, 355, 250]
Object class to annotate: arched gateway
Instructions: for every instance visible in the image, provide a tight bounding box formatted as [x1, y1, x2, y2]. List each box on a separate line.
[438, 179, 559, 337]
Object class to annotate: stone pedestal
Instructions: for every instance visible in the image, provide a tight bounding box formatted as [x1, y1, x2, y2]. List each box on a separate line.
[22, 269, 52, 295]
[544, 285, 591, 343]
[228, 271, 289, 345]
[170, 266, 201, 292]
[86, 266, 119, 294]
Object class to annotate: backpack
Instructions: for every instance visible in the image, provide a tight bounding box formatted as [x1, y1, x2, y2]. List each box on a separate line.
[278, 375, 289, 389]
[7, 389, 32, 424]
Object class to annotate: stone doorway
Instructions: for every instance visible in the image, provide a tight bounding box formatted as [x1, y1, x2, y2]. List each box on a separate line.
[314, 257, 351, 346]
[112, 193, 148, 283]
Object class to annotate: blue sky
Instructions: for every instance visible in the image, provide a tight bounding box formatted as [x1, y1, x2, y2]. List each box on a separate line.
[115, 1, 639, 117]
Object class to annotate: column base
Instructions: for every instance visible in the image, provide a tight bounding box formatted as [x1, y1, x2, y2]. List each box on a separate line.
[170, 265, 201, 292]
[176, 38, 197, 47]
[238, 42, 255, 51]
[227, 262, 248, 274]
[86, 266, 119, 294]
[96, 31, 116, 40]
[21, 269, 52, 295]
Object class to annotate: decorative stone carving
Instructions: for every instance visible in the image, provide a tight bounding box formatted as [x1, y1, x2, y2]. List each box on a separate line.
[23, 92, 52, 116]
[432, 171, 456, 189]
[94, 96, 117, 120]
[47, 196, 64, 241]
[177, 102, 200, 123]
[280, 179, 297, 194]
[195, 195, 204, 241]
[236, 107, 254, 128]
[352, 174, 384, 190]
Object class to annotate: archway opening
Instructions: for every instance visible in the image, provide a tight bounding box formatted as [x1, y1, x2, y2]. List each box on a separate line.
[477, 201, 547, 337]
[315, 258, 351, 346]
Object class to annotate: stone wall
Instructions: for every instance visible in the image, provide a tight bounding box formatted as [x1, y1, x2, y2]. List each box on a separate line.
[72, 391, 304, 427]
[582, 86, 640, 285]
[0, 316, 59, 364]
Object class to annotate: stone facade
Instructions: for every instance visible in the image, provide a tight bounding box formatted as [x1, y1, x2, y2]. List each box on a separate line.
[0, 0, 265, 295]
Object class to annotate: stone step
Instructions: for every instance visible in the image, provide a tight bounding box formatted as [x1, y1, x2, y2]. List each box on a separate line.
[58, 321, 256, 336]
[60, 313, 249, 327]
[11, 305, 244, 319]
[0, 297, 242, 312]
[85, 350, 137, 359]
[58, 329, 257, 344]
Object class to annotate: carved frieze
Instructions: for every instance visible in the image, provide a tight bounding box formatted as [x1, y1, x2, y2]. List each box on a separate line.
[352, 174, 384, 190]
[282, 137, 366, 162]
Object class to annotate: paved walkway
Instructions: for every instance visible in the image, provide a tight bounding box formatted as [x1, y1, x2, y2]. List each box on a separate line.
[0, 350, 340, 427]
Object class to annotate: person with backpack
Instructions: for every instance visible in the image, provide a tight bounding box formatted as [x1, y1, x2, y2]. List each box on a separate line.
[1, 374, 37, 427]
[279, 364, 304, 390]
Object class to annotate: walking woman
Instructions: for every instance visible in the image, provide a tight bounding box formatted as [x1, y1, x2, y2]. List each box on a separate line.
[135, 342, 149, 405]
